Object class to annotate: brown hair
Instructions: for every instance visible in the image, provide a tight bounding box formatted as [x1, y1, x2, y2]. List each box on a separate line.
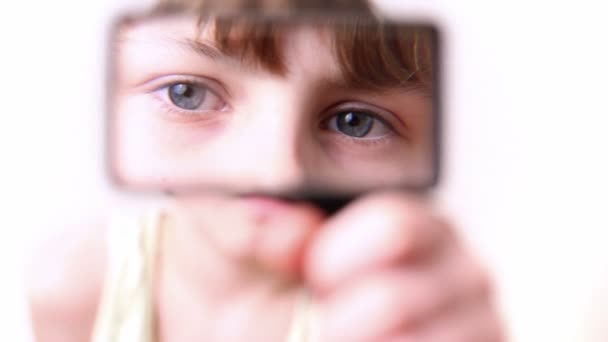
[155, 0, 433, 91]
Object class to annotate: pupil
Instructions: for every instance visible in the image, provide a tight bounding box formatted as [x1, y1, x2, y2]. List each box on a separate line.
[336, 111, 373, 138]
[344, 112, 360, 126]
[175, 84, 192, 97]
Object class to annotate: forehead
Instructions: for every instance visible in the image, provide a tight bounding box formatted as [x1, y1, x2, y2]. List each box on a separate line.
[118, 15, 343, 80]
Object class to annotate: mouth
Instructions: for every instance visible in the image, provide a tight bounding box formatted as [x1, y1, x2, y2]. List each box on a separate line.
[236, 194, 299, 220]
[238, 191, 353, 215]
[238, 195, 294, 212]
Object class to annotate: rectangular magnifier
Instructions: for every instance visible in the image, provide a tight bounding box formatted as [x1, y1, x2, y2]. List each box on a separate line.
[106, 3, 442, 205]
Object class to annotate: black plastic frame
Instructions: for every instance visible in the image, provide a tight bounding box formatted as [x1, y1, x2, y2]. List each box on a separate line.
[104, 8, 443, 204]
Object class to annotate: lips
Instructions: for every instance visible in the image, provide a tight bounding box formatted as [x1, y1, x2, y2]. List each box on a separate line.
[237, 195, 296, 221]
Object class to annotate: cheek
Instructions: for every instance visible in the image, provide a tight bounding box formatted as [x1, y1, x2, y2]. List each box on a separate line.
[175, 197, 322, 275]
[175, 197, 260, 262]
[306, 132, 430, 191]
[114, 95, 242, 187]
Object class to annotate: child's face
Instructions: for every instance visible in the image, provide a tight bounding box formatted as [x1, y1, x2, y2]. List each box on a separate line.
[112, 15, 434, 194]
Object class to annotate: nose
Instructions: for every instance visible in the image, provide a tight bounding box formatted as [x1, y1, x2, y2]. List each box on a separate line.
[230, 102, 310, 194]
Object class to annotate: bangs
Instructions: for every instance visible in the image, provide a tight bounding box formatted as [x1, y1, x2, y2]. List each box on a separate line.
[208, 16, 433, 91]
[155, 0, 433, 91]
[334, 19, 433, 90]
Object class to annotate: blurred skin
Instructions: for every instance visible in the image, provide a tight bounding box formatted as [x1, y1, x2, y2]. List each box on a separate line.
[159, 194, 503, 342]
[28, 13, 503, 342]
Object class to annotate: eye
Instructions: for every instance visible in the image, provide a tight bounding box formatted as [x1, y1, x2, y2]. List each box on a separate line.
[326, 111, 392, 138]
[165, 82, 225, 112]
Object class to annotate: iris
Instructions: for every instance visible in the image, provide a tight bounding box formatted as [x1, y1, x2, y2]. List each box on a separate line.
[336, 112, 374, 137]
[168, 83, 207, 110]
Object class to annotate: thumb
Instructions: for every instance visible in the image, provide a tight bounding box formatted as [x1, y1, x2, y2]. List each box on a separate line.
[250, 199, 325, 278]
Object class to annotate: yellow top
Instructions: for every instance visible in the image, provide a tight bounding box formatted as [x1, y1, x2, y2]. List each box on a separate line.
[89, 210, 318, 342]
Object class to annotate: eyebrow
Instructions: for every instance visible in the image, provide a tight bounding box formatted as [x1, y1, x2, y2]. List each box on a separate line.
[179, 38, 228, 61]
[176, 37, 272, 73]
[324, 76, 385, 93]
[317, 73, 426, 96]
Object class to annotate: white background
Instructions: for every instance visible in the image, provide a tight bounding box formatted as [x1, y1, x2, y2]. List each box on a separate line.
[1, 0, 607, 341]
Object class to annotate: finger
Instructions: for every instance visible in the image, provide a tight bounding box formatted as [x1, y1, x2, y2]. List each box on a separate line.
[431, 242, 493, 315]
[384, 299, 504, 342]
[305, 192, 449, 292]
[254, 202, 325, 276]
[318, 245, 493, 342]
[317, 268, 444, 342]
[380, 255, 498, 342]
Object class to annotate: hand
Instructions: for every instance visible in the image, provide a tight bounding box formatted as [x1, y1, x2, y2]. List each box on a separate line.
[305, 192, 503, 342]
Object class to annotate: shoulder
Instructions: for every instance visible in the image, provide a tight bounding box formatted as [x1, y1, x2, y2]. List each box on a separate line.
[26, 221, 108, 342]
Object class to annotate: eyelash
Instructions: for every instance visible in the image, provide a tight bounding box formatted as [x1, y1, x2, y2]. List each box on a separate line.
[147, 77, 230, 121]
[320, 105, 401, 144]
[153, 94, 203, 120]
